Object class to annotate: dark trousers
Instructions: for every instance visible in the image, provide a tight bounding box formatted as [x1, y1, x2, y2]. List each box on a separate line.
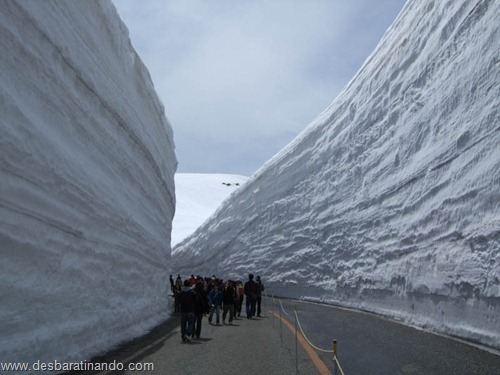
[256, 296, 262, 316]
[223, 303, 235, 323]
[246, 296, 256, 318]
[181, 312, 195, 338]
[236, 296, 243, 316]
[174, 293, 180, 312]
[194, 312, 203, 337]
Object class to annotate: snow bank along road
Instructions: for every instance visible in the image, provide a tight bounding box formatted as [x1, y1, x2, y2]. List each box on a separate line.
[1, 1, 176, 366]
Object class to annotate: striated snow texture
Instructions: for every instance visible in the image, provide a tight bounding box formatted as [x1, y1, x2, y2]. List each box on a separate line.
[0, 0, 176, 365]
[172, 174, 249, 247]
[173, 0, 500, 350]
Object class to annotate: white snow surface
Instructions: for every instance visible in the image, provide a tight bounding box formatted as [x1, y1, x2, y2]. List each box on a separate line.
[1, 0, 176, 366]
[172, 174, 249, 247]
[173, 0, 500, 350]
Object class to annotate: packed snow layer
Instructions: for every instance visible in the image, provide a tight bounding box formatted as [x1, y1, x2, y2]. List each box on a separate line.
[172, 174, 249, 247]
[173, 0, 500, 350]
[0, 0, 176, 365]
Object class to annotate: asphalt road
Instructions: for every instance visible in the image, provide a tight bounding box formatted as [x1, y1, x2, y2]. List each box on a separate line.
[72, 305, 318, 375]
[69, 296, 500, 375]
[272, 297, 500, 375]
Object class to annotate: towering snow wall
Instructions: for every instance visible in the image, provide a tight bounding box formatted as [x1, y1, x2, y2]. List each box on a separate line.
[0, 1, 176, 364]
[173, 0, 500, 349]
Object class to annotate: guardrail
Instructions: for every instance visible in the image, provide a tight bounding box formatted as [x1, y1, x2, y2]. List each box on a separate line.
[268, 294, 346, 375]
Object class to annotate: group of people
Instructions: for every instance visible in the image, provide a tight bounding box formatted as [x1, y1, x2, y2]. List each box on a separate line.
[169, 273, 265, 343]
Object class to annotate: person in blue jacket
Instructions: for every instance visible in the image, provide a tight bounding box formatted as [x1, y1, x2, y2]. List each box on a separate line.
[208, 282, 223, 325]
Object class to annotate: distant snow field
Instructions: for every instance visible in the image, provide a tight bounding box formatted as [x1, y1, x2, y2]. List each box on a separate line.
[172, 173, 249, 248]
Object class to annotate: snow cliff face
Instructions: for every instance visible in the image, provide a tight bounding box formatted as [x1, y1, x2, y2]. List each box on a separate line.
[1, 1, 176, 364]
[173, 0, 500, 349]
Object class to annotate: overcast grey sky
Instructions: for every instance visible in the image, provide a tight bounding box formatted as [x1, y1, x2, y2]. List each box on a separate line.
[113, 0, 407, 176]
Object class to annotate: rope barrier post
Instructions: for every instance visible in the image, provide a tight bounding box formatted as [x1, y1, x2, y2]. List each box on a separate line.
[333, 340, 338, 375]
[294, 304, 298, 375]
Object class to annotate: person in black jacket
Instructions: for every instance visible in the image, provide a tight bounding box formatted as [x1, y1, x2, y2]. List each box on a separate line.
[194, 281, 209, 339]
[255, 275, 265, 317]
[179, 279, 197, 342]
[244, 274, 258, 319]
[222, 280, 236, 324]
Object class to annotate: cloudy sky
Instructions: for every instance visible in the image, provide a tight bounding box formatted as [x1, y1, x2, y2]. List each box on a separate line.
[113, 0, 407, 176]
